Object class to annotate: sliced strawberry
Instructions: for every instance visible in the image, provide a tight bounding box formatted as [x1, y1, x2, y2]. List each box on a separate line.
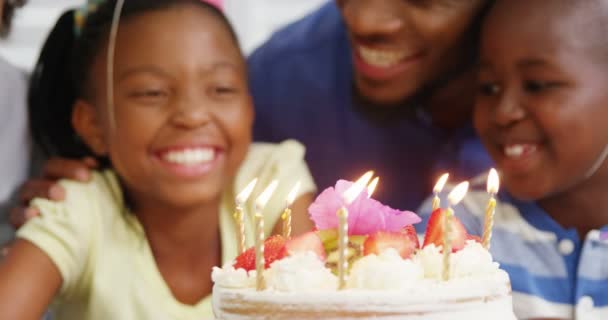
[423, 208, 468, 252]
[401, 225, 420, 249]
[233, 235, 287, 271]
[363, 231, 418, 259]
[233, 248, 256, 271]
[285, 231, 326, 261]
[467, 234, 482, 243]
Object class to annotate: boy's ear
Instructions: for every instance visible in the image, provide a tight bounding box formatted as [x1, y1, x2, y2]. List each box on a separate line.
[72, 99, 108, 156]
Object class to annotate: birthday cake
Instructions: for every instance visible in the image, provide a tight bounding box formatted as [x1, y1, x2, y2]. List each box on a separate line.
[212, 176, 516, 320]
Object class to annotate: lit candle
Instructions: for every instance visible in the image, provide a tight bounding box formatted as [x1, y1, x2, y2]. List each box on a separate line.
[443, 181, 469, 281]
[338, 171, 374, 290]
[281, 181, 301, 239]
[432, 173, 449, 211]
[336, 206, 348, 290]
[254, 180, 279, 291]
[482, 169, 500, 250]
[366, 177, 379, 198]
[234, 178, 258, 254]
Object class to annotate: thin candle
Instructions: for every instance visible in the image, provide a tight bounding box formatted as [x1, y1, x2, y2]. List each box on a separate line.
[482, 169, 500, 249]
[234, 178, 258, 254]
[338, 171, 373, 289]
[367, 177, 379, 198]
[281, 181, 301, 239]
[337, 207, 349, 290]
[443, 181, 469, 281]
[253, 180, 279, 291]
[432, 173, 449, 211]
[253, 212, 264, 290]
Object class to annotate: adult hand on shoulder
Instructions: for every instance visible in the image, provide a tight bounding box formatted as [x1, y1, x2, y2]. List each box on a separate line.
[9, 156, 98, 228]
[0, 242, 10, 262]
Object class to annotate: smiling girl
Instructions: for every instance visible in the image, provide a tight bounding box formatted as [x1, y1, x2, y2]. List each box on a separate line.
[0, 1, 315, 319]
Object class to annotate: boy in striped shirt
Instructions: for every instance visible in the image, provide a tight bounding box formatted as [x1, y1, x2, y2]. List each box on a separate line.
[419, 1, 608, 319]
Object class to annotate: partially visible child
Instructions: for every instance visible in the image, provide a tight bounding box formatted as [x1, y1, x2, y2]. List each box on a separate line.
[0, 0, 29, 248]
[418, 0, 608, 319]
[0, 1, 315, 319]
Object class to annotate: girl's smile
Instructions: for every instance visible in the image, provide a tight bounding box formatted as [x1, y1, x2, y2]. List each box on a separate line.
[74, 4, 252, 210]
[153, 145, 224, 179]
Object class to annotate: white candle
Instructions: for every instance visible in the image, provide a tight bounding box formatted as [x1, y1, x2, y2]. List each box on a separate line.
[443, 181, 469, 281]
[234, 178, 258, 254]
[281, 181, 301, 239]
[337, 207, 349, 290]
[482, 169, 500, 250]
[253, 180, 279, 291]
[432, 173, 449, 211]
[337, 171, 373, 289]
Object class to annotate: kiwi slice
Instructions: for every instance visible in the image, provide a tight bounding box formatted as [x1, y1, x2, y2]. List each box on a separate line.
[325, 239, 365, 274]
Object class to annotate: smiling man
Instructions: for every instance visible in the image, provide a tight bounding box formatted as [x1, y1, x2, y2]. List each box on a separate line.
[249, 0, 493, 209]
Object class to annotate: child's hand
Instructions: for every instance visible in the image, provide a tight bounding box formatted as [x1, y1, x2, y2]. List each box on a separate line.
[9, 157, 98, 228]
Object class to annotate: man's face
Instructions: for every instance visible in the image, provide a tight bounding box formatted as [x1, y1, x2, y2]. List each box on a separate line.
[337, 0, 486, 106]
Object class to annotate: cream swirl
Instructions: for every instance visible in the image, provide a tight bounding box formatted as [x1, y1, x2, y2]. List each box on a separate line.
[347, 249, 424, 290]
[416, 240, 500, 280]
[211, 264, 256, 288]
[265, 252, 337, 292]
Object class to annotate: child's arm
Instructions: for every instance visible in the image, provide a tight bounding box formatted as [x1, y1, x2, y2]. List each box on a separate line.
[272, 193, 315, 236]
[0, 239, 62, 320]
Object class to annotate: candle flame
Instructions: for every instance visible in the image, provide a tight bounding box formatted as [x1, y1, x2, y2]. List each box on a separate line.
[433, 173, 449, 194]
[255, 180, 279, 210]
[236, 178, 258, 205]
[487, 168, 500, 195]
[343, 170, 374, 204]
[367, 177, 379, 198]
[448, 181, 469, 206]
[286, 181, 301, 206]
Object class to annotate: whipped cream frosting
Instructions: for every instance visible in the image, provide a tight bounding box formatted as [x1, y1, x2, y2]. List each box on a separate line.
[211, 264, 255, 289]
[417, 240, 500, 280]
[347, 249, 423, 290]
[265, 252, 338, 292]
[214, 241, 502, 291]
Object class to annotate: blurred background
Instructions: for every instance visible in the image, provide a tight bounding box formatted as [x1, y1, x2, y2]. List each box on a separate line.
[0, 0, 329, 71]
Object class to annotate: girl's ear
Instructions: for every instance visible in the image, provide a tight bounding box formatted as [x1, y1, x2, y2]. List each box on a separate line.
[72, 99, 108, 156]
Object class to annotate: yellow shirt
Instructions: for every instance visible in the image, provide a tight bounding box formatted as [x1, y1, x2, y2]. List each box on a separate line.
[17, 140, 316, 320]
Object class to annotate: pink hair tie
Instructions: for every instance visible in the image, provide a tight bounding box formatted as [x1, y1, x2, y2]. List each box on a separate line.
[203, 0, 223, 10]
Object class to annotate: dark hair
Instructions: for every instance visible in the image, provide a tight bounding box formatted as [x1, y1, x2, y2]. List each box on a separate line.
[28, 0, 240, 158]
[1, 0, 27, 37]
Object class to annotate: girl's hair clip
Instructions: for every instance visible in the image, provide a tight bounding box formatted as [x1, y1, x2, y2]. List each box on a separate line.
[74, 0, 106, 37]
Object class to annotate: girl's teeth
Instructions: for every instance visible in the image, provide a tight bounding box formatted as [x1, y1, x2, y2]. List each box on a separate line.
[163, 148, 214, 165]
[358, 46, 408, 67]
[504, 144, 537, 158]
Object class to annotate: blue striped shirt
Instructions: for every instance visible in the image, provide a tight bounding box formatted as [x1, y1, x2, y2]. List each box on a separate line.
[417, 176, 608, 320]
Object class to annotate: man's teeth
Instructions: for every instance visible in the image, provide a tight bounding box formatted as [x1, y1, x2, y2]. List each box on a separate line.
[163, 148, 214, 165]
[504, 144, 537, 158]
[359, 46, 408, 67]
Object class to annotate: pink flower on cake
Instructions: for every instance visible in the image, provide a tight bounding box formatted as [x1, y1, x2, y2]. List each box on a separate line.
[309, 180, 421, 235]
